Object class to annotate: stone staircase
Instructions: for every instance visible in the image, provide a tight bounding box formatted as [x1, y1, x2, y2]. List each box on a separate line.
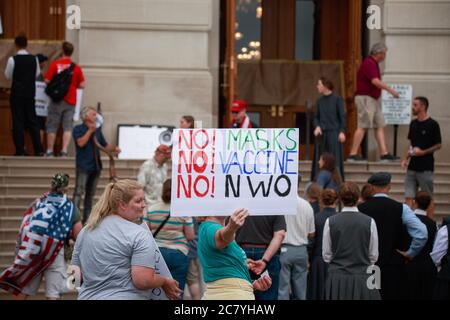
[0, 156, 449, 299]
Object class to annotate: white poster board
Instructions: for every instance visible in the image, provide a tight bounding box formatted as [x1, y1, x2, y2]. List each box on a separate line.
[382, 84, 412, 125]
[72, 89, 83, 121]
[171, 128, 299, 216]
[117, 125, 173, 160]
[35, 81, 50, 117]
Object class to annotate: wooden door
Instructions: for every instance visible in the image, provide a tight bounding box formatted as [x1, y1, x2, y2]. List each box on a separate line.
[0, 0, 66, 40]
[247, 104, 313, 160]
[0, 0, 66, 155]
[316, 0, 362, 157]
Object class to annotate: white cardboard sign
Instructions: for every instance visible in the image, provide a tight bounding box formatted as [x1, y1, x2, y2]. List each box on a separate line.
[170, 128, 299, 217]
[382, 84, 412, 125]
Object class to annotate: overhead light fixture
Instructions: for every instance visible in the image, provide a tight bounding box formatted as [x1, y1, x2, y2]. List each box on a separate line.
[256, 6, 262, 18]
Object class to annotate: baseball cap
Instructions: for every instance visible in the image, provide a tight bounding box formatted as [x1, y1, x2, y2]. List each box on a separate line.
[231, 100, 247, 113]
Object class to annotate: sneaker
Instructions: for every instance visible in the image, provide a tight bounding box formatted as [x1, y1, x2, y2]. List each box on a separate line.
[45, 151, 54, 157]
[347, 154, 365, 162]
[380, 153, 400, 162]
[60, 151, 69, 158]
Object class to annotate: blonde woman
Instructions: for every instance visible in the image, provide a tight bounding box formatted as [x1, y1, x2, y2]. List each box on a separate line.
[70, 179, 181, 300]
[198, 209, 272, 300]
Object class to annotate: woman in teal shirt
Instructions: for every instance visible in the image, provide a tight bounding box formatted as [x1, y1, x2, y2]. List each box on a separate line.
[198, 208, 272, 300]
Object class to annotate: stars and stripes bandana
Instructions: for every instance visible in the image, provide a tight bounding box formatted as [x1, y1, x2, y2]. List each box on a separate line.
[0, 192, 75, 295]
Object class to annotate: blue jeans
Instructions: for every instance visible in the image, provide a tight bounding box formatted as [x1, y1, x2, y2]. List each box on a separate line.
[242, 247, 281, 300]
[160, 247, 189, 299]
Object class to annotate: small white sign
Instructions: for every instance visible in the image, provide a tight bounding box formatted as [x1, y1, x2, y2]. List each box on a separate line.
[117, 125, 173, 160]
[35, 81, 50, 117]
[382, 84, 412, 125]
[73, 89, 83, 121]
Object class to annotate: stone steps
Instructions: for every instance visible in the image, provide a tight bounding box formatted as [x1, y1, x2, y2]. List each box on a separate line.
[0, 156, 449, 300]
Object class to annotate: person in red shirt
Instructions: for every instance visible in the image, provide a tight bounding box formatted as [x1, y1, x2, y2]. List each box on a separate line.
[348, 43, 400, 162]
[44, 41, 85, 157]
[230, 100, 256, 128]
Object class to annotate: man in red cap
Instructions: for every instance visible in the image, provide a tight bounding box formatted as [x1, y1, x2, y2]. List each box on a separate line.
[230, 100, 255, 128]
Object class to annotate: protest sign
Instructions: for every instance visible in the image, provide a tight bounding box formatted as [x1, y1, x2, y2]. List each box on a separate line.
[73, 89, 83, 121]
[35, 81, 50, 117]
[171, 128, 299, 216]
[382, 84, 412, 125]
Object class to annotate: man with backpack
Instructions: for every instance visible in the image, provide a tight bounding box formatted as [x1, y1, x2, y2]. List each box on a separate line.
[44, 41, 85, 157]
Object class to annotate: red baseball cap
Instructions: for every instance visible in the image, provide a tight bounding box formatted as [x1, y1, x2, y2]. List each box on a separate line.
[231, 100, 247, 113]
[156, 144, 171, 155]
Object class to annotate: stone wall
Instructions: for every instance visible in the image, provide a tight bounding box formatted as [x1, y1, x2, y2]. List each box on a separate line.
[67, 0, 220, 148]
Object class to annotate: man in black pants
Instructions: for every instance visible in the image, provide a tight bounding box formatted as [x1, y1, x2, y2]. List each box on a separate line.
[4, 34, 43, 156]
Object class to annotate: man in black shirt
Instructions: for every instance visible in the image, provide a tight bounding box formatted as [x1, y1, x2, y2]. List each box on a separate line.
[235, 216, 286, 300]
[401, 96, 441, 216]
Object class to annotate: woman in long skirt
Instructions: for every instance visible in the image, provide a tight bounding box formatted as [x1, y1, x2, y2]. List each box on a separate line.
[308, 189, 338, 300]
[323, 182, 381, 300]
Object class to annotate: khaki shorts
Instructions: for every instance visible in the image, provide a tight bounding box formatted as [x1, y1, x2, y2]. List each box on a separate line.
[355, 95, 385, 129]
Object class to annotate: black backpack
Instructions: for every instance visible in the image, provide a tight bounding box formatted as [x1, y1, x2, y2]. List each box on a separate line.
[45, 63, 76, 103]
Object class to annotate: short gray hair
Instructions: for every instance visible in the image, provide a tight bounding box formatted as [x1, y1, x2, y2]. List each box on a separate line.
[81, 106, 96, 121]
[370, 43, 387, 55]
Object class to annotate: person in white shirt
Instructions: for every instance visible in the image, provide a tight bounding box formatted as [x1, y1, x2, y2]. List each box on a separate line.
[278, 176, 315, 300]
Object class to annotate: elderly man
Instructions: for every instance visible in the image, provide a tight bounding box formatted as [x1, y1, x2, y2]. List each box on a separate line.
[73, 106, 120, 223]
[358, 172, 428, 300]
[137, 144, 172, 208]
[348, 43, 400, 162]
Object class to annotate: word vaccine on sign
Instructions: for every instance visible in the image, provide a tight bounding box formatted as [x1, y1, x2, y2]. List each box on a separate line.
[171, 128, 299, 216]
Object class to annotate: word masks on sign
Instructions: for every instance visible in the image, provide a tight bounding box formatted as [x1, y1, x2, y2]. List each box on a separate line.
[171, 129, 299, 216]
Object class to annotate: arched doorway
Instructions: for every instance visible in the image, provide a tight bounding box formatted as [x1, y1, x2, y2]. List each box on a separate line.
[220, 0, 362, 160]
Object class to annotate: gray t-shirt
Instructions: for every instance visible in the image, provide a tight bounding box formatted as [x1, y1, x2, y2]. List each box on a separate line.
[71, 215, 156, 300]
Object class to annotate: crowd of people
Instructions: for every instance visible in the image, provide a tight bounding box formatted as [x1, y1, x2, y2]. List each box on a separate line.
[0, 35, 448, 300]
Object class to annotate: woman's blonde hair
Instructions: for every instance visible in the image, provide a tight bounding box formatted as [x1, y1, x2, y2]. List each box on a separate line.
[86, 179, 143, 229]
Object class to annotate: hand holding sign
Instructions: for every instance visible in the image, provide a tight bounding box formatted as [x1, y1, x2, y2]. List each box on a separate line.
[389, 88, 400, 98]
[228, 208, 249, 231]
